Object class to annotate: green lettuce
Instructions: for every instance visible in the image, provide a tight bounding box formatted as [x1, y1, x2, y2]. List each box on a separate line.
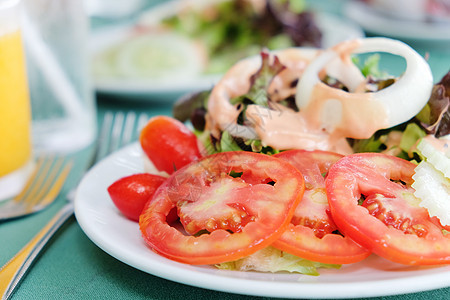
[216, 246, 340, 276]
[161, 0, 320, 74]
[353, 54, 384, 78]
[416, 71, 450, 138]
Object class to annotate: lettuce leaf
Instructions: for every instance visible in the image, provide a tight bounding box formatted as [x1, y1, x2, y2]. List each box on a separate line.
[399, 123, 426, 154]
[416, 71, 450, 138]
[351, 123, 426, 160]
[232, 50, 286, 108]
[353, 54, 383, 78]
[220, 131, 243, 152]
[352, 72, 450, 160]
[162, 0, 320, 74]
[216, 246, 340, 276]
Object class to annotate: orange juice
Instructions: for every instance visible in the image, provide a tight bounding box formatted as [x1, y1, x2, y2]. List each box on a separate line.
[0, 29, 32, 177]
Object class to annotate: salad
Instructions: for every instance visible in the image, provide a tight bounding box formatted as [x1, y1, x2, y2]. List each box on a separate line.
[93, 0, 323, 80]
[107, 37, 450, 276]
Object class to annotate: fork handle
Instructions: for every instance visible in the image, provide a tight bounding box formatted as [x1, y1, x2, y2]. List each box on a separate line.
[0, 203, 74, 300]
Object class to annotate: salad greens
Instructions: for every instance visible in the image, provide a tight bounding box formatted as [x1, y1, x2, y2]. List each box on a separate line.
[175, 50, 287, 155]
[173, 50, 450, 162]
[416, 72, 450, 138]
[216, 246, 340, 276]
[93, 0, 322, 80]
[353, 70, 450, 160]
[231, 51, 287, 109]
[352, 54, 384, 78]
[162, 0, 321, 74]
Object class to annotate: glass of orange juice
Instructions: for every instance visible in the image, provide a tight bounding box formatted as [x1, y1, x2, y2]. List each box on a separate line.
[0, 0, 33, 200]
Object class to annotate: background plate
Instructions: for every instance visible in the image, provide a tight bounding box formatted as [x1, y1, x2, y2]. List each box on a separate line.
[344, 1, 450, 42]
[90, 1, 364, 101]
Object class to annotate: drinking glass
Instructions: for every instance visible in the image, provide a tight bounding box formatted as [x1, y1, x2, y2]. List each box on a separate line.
[22, 0, 96, 154]
[0, 0, 34, 200]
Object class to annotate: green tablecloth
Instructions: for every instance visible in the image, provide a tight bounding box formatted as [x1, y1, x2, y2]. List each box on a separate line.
[2, 0, 450, 299]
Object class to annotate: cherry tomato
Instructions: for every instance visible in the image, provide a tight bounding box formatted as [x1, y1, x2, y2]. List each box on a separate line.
[326, 153, 450, 265]
[139, 151, 305, 265]
[140, 116, 202, 174]
[108, 173, 167, 221]
[273, 150, 370, 264]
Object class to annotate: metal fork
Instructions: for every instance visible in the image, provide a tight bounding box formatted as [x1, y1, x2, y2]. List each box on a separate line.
[0, 156, 73, 221]
[0, 110, 148, 300]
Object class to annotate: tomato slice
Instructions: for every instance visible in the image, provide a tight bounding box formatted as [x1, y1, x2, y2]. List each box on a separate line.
[107, 173, 167, 221]
[272, 150, 370, 264]
[140, 116, 202, 174]
[326, 153, 450, 265]
[139, 151, 305, 265]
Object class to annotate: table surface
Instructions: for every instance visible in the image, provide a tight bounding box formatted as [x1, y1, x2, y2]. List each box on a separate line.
[2, 0, 450, 299]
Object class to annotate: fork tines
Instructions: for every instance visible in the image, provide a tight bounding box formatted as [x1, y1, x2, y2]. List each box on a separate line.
[95, 111, 149, 162]
[0, 156, 73, 220]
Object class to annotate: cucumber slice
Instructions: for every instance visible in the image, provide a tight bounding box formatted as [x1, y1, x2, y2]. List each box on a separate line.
[416, 137, 450, 178]
[412, 161, 450, 226]
[115, 33, 205, 79]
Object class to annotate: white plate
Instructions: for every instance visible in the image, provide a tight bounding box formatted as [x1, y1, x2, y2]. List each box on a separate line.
[90, 0, 364, 100]
[344, 1, 450, 42]
[74, 142, 450, 299]
[89, 24, 221, 101]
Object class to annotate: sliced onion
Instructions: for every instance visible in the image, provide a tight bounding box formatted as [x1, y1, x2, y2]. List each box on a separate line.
[296, 37, 433, 138]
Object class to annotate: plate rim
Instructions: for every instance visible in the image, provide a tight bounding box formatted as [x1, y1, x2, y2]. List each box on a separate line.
[344, 1, 450, 41]
[74, 142, 450, 299]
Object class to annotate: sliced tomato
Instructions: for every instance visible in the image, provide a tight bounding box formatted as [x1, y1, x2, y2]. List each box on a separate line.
[326, 153, 450, 265]
[139, 151, 305, 265]
[140, 116, 202, 174]
[272, 150, 370, 264]
[107, 173, 167, 221]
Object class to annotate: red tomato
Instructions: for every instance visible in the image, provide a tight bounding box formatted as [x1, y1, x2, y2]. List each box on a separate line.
[140, 116, 202, 174]
[326, 153, 450, 265]
[108, 173, 167, 221]
[273, 150, 370, 264]
[139, 151, 305, 265]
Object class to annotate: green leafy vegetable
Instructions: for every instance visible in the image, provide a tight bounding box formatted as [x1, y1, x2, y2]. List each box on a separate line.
[232, 50, 286, 108]
[351, 134, 387, 154]
[220, 131, 243, 152]
[351, 123, 427, 161]
[216, 246, 340, 276]
[399, 123, 426, 154]
[190, 51, 289, 155]
[416, 71, 450, 138]
[353, 54, 384, 78]
[161, 0, 320, 74]
[173, 90, 210, 123]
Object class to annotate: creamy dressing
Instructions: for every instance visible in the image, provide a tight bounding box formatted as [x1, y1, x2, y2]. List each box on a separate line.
[246, 104, 354, 154]
[205, 41, 421, 155]
[205, 47, 380, 155]
[205, 54, 259, 138]
[423, 134, 450, 155]
[302, 82, 389, 140]
[206, 48, 322, 142]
